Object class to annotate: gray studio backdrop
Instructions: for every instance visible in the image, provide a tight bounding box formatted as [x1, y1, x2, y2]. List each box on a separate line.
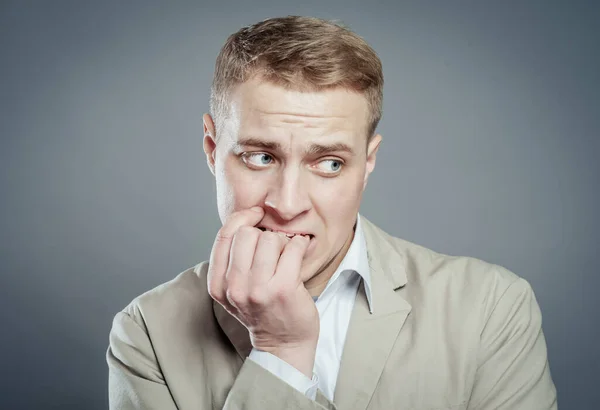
[1, 1, 598, 409]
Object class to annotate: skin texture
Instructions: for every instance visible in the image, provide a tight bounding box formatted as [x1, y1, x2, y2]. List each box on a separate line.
[203, 77, 382, 377]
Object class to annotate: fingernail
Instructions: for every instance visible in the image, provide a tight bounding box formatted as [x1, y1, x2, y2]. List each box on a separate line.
[251, 206, 263, 213]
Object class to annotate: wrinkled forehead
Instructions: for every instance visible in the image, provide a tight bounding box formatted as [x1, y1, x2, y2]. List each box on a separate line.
[222, 78, 370, 143]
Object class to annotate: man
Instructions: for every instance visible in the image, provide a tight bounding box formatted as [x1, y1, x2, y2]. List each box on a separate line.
[107, 16, 557, 409]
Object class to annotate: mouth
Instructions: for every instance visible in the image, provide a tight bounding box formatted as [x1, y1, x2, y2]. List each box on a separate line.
[257, 226, 314, 240]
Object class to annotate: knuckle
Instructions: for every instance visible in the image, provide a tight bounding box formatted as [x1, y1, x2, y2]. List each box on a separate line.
[226, 286, 246, 305]
[273, 286, 290, 303]
[215, 229, 233, 244]
[207, 284, 221, 301]
[208, 285, 226, 304]
[247, 288, 268, 306]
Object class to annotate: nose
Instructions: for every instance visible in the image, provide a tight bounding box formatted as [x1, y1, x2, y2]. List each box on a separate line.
[263, 166, 311, 221]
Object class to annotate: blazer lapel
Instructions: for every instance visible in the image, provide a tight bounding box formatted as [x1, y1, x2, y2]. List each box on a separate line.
[333, 217, 412, 410]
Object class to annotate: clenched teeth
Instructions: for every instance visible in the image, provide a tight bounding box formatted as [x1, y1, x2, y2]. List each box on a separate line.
[258, 227, 313, 239]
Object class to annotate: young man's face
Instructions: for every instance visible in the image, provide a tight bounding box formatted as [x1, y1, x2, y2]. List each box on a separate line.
[204, 78, 381, 285]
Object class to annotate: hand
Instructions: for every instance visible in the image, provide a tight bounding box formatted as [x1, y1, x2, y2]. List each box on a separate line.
[207, 207, 319, 377]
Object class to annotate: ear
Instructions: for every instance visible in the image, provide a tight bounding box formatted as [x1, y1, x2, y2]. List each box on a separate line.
[363, 133, 382, 190]
[203, 113, 217, 176]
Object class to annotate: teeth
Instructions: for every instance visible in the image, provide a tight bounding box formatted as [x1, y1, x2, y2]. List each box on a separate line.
[260, 227, 310, 239]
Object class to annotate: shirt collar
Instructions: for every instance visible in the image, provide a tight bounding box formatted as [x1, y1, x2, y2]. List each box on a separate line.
[319, 213, 374, 313]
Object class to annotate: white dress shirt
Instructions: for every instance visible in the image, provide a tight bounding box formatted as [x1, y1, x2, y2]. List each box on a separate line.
[249, 214, 373, 401]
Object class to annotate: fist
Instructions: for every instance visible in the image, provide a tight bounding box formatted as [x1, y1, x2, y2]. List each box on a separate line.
[207, 207, 319, 376]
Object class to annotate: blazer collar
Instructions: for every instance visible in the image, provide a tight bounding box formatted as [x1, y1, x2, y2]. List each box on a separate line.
[361, 215, 408, 292]
[333, 216, 412, 410]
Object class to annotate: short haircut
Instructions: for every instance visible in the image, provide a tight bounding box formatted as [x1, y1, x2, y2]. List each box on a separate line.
[210, 16, 384, 140]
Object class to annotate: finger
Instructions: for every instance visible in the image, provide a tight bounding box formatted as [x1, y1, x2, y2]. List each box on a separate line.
[226, 225, 261, 309]
[270, 234, 310, 290]
[207, 207, 264, 303]
[250, 231, 286, 286]
[227, 225, 261, 284]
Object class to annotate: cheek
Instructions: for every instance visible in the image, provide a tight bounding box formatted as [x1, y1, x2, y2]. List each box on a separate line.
[313, 171, 365, 217]
[215, 157, 270, 219]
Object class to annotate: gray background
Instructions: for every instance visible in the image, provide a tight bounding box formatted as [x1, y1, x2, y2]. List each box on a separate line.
[1, 0, 598, 408]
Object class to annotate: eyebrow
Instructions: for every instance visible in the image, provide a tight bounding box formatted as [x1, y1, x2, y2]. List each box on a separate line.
[234, 137, 280, 151]
[235, 137, 355, 156]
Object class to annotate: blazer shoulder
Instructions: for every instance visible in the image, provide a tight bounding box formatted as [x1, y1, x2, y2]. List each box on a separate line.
[402, 234, 521, 290]
[382, 229, 539, 329]
[119, 261, 211, 328]
[364, 217, 526, 307]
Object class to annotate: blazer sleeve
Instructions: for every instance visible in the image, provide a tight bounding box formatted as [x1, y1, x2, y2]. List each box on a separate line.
[107, 311, 337, 410]
[224, 359, 337, 410]
[107, 311, 178, 410]
[468, 278, 558, 409]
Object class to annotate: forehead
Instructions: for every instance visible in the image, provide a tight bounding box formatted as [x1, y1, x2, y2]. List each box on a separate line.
[225, 78, 370, 140]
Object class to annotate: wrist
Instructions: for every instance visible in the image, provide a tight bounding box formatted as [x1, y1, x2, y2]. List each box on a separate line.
[267, 342, 318, 378]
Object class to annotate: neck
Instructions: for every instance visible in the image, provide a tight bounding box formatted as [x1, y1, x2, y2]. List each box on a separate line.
[304, 227, 355, 298]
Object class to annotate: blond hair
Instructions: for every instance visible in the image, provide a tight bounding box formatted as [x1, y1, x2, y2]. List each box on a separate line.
[210, 16, 384, 139]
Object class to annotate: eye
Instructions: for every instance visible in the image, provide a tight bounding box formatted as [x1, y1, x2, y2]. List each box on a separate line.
[315, 159, 344, 174]
[242, 152, 274, 168]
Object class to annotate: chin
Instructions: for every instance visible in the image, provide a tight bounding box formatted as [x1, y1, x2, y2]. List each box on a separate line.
[300, 252, 331, 283]
[299, 265, 316, 284]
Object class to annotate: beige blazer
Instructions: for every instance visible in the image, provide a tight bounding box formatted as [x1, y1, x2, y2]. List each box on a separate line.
[107, 217, 557, 409]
